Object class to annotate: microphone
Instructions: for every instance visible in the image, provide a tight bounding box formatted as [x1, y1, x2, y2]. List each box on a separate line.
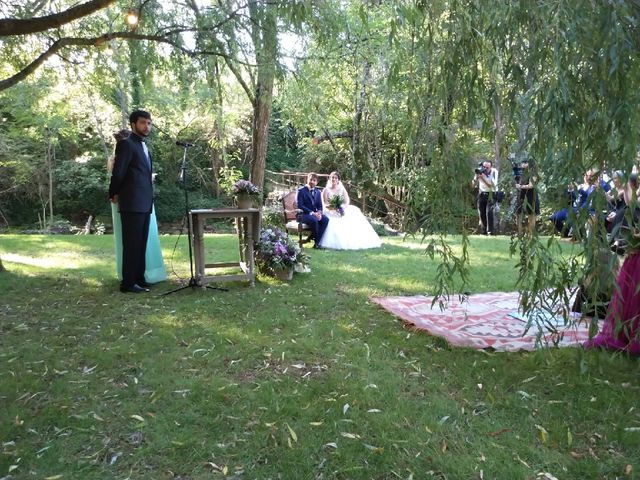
[176, 140, 194, 147]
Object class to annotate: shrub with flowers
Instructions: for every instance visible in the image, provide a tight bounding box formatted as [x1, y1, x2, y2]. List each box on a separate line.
[256, 226, 308, 273]
[231, 179, 261, 197]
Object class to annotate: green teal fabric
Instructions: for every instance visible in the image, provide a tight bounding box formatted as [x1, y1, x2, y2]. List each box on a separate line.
[111, 202, 167, 283]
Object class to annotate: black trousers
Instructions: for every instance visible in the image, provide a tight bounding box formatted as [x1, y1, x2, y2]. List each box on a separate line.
[477, 192, 495, 234]
[120, 211, 151, 288]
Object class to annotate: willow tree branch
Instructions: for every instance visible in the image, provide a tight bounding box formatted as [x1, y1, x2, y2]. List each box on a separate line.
[0, 31, 240, 91]
[0, 0, 116, 37]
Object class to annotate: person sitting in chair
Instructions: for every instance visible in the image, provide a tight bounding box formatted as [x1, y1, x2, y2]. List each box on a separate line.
[296, 173, 329, 248]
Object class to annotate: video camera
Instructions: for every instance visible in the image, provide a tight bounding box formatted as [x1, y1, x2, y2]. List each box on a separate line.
[508, 153, 528, 182]
[511, 161, 525, 182]
[474, 162, 486, 175]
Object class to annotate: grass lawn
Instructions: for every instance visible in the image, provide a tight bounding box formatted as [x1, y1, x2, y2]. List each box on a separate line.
[1, 233, 639, 479]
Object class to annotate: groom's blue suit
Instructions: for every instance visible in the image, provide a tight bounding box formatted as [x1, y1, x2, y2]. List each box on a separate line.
[297, 185, 329, 246]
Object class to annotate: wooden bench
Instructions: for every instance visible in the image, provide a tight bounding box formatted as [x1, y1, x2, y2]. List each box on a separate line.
[281, 191, 313, 248]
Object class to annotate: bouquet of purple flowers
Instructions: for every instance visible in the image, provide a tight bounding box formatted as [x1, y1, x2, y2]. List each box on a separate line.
[256, 226, 308, 272]
[232, 179, 261, 197]
[328, 194, 345, 216]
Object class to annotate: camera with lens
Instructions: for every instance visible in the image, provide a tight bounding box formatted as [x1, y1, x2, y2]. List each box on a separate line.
[474, 162, 486, 175]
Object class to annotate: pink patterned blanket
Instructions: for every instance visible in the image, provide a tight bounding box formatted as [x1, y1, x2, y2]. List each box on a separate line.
[372, 291, 593, 352]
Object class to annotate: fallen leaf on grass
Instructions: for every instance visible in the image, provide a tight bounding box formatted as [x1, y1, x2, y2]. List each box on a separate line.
[438, 415, 450, 425]
[44, 476, 63, 480]
[535, 424, 549, 444]
[285, 423, 297, 442]
[341, 432, 361, 439]
[363, 443, 384, 453]
[536, 473, 559, 480]
[130, 414, 145, 422]
[367, 409, 382, 413]
[204, 462, 228, 474]
[343, 403, 350, 415]
[625, 465, 633, 475]
[309, 422, 323, 426]
[487, 428, 511, 437]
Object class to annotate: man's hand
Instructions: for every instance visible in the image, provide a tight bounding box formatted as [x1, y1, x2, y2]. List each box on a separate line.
[313, 211, 322, 220]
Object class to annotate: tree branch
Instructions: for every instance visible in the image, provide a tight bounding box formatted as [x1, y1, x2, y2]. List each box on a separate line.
[0, 0, 116, 37]
[0, 31, 241, 91]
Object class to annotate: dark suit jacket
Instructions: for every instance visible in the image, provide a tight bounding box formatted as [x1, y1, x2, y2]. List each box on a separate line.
[297, 186, 323, 214]
[109, 133, 153, 213]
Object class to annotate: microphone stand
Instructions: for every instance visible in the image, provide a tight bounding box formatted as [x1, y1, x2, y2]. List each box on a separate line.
[161, 143, 225, 296]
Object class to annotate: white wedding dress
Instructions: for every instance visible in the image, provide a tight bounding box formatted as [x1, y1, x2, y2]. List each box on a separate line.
[318, 183, 382, 250]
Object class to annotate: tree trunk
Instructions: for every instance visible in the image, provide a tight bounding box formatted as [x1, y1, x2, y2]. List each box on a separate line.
[248, 0, 278, 191]
[0, 256, 5, 272]
[352, 61, 371, 181]
[48, 132, 54, 228]
[492, 91, 504, 171]
[206, 58, 225, 197]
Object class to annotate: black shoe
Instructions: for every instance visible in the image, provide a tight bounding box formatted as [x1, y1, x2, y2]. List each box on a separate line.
[137, 281, 152, 288]
[120, 283, 149, 293]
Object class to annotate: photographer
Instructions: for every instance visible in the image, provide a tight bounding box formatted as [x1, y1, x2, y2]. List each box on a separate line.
[473, 160, 499, 235]
[515, 159, 539, 236]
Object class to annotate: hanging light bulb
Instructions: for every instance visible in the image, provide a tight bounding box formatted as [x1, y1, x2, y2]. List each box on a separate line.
[125, 9, 139, 27]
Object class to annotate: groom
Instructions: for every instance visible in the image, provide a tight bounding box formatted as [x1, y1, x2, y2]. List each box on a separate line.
[297, 173, 329, 248]
[109, 110, 154, 293]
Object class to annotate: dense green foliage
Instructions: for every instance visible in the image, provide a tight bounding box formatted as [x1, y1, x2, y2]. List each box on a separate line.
[2, 1, 639, 231]
[1, 234, 639, 479]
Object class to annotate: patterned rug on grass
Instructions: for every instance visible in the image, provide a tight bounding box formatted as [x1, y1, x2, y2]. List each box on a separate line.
[372, 291, 593, 352]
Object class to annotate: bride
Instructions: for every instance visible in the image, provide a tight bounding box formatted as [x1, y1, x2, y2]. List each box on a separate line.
[318, 171, 382, 250]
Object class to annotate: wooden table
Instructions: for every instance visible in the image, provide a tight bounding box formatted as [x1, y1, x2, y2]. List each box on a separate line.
[189, 208, 261, 287]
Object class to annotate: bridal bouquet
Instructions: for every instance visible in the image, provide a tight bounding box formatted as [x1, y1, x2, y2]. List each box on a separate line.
[328, 194, 345, 216]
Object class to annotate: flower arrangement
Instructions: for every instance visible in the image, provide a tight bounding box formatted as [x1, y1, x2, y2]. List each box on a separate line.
[256, 226, 308, 274]
[232, 179, 261, 197]
[328, 194, 345, 216]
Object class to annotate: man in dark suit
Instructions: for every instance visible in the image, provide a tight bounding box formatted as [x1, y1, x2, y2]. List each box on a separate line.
[297, 172, 329, 248]
[109, 110, 154, 293]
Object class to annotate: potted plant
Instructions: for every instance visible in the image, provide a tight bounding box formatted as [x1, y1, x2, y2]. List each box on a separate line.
[232, 179, 261, 208]
[256, 226, 308, 280]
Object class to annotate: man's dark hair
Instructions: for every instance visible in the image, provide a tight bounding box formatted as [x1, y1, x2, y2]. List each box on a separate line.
[129, 109, 151, 125]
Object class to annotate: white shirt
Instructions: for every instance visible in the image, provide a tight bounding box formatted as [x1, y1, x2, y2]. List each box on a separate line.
[477, 168, 498, 193]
